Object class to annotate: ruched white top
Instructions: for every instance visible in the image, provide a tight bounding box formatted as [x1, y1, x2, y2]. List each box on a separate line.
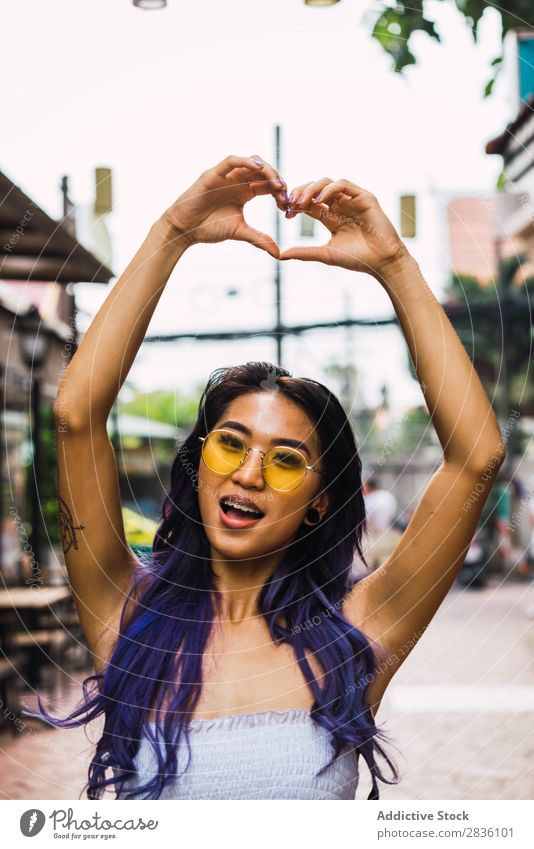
[114, 707, 361, 800]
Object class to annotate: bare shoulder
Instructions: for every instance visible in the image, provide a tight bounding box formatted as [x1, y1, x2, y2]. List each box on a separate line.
[340, 461, 503, 715]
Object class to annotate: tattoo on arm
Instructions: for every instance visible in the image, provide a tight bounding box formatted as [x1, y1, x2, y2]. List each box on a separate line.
[58, 495, 86, 554]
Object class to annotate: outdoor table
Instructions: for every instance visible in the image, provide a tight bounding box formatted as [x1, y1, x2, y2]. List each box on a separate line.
[0, 585, 73, 688]
[0, 586, 71, 610]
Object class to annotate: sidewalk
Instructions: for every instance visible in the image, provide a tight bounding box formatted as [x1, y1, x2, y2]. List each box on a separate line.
[358, 580, 534, 800]
[0, 581, 533, 800]
[0, 681, 106, 800]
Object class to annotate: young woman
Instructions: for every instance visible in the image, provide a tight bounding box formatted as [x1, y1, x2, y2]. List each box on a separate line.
[33, 154, 505, 800]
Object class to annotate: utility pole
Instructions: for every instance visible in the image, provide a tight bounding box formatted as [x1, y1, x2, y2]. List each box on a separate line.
[274, 124, 283, 366]
[60, 175, 78, 361]
[495, 232, 513, 472]
[343, 289, 354, 413]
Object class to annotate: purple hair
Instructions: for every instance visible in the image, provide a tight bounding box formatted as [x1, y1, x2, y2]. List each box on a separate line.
[26, 362, 399, 800]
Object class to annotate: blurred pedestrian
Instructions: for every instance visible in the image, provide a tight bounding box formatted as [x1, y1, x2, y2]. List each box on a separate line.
[476, 467, 511, 577]
[362, 474, 401, 570]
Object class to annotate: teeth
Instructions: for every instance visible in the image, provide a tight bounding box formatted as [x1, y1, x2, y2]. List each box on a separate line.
[221, 499, 262, 515]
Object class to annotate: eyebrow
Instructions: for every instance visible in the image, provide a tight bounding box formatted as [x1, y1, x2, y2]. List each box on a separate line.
[217, 420, 312, 459]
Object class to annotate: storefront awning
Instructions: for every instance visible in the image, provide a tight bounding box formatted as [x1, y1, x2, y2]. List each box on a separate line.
[0, 170, 114, 283]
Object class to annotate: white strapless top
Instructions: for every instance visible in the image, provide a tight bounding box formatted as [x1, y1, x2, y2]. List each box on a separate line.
[114, 707, 360, 800]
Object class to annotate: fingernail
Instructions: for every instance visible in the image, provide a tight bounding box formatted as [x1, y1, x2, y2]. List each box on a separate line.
[276, 176, 284, 187]
[282, 190, 289, 203]
[288, 194, 294, 203]
[312, 193, 322, 202]
[295, 194, 305, 206]
[252, 159, 264, 168]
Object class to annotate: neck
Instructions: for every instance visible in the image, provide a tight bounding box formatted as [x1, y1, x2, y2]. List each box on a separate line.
[211, 548, 283, 624]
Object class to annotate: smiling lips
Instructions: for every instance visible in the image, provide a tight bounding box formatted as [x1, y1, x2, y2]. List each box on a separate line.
[219, 494, 265, 529]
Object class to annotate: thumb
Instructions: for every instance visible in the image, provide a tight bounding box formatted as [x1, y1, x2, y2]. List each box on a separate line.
[279, 245, 330, 263]
[234, 222, 280, 258]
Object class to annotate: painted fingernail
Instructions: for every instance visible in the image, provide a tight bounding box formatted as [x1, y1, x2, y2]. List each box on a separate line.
[276, 176, 284, 187]
[288, 194, 294, 203]
[282, 190, 289, 203]
[295, 194, 305, 206]
[252, 159, 264, 168]
[312, 193, 322, 202]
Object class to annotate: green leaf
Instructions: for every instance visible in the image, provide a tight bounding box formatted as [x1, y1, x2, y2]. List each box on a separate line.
[419, 19, 442, 42]
[496, 170, 507, 191]
[483, 76, 495, 98]
[368, 1, 532, 97]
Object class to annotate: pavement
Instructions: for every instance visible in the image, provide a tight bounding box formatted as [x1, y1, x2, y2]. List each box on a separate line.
[0, 579, 533, 800]
[359, 579, 534, 800]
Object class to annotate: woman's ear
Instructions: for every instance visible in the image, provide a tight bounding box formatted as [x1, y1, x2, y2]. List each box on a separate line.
[302, 491, 329, 526]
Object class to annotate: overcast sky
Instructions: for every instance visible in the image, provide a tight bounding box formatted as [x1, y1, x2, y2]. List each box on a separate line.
[1, 0, 516, 413]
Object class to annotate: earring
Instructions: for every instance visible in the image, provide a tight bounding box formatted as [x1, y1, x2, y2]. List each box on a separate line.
[305, 507, 322, 525]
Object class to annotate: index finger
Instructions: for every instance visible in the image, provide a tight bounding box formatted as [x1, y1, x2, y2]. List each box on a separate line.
[215, 154, 287, 197]
[316, 179, 374, 204]
[213, 154, 267, 177]
[245, 155, 286, 193]
[248, 179, 290, 212]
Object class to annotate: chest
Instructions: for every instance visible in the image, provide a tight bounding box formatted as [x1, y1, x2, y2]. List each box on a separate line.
[151, 623, 324, 722]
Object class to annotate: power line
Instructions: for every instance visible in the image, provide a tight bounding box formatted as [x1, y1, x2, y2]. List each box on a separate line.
[142, 295, 532, 344]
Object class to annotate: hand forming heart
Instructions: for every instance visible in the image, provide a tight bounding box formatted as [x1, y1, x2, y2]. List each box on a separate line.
[162, 154, 408, 281]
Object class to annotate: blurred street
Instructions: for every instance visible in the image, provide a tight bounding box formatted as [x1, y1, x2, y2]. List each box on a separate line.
[0, 580, 532, 801]
[362, 580, 534, 800]
[1, 0, 534, 823]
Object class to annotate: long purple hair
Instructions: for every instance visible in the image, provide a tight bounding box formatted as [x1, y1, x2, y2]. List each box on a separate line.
[26, 362, 399, 799]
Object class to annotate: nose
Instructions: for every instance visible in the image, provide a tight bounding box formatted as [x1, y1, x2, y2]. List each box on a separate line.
[231, 448, 265, 489]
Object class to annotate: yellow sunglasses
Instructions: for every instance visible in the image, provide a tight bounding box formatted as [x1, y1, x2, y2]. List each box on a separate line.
[198, 428, 323, 492]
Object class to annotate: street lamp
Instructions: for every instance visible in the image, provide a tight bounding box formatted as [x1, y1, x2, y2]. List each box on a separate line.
[19, 306, 48, 369]
[18, 306, 49, 580]
[133, 0, 167, 8]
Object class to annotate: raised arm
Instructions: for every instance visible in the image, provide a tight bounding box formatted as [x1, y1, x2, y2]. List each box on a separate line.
[279, 177, 505, 710]
[53, 154, 287, 668]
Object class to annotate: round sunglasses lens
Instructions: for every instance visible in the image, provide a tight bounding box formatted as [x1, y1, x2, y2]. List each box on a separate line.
[263, 447, 307, 491]
[202, 430, 246, 474]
